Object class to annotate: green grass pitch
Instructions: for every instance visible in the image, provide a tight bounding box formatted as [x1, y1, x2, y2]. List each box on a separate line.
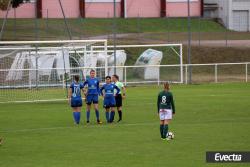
[0, 83, 250, 167]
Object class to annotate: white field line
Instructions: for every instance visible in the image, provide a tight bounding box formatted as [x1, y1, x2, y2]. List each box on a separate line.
[0, 122, 157, 133]
[2, 118, 249, 133]
[0, 94, 237, 104]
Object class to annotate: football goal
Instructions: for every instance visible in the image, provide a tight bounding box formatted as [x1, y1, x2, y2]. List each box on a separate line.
[0, 40, 183, 103]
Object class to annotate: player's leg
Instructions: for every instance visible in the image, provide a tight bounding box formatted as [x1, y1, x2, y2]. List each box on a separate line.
[105, 107, 110, 123]
[71, 98, 82, 125]
[163, 110, 173, 140]
[116, 94, 123, 122]
[109, 97, 116, 123]
[110, 106, 115, 123]
[163, 119, 171, 140]
[104, 98, 110, 123]
[86, 94, 92, 123]
[160, 120, 165, 139]
[159, 110, 166, 139]
[72, 107, 81, 125]
[93, 95, 102, 124]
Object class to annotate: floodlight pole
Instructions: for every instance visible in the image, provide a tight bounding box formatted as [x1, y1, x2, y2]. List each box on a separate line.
[187, 0, 192, 84]
[0, 0, 12, 40]
[113, 0, 117, 74]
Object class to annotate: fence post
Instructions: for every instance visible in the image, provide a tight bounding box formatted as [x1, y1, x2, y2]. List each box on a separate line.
[185, 64, 188, 84]
[137, 13, 141, 43]
[246, 63, 248, 83]
[198, 16, 201, 46]
[215, 64, 218, 83]
[158, 66, 160, 86]
[124, 66, 127, 86]
[46, 9, 49, 34]
[14, 8, 17, 40]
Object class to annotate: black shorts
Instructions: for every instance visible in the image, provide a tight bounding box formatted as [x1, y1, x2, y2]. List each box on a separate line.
[115, 94, 122, 107]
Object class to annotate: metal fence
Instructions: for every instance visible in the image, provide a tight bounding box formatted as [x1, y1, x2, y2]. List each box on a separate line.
[1, 14, 250, 44]
[0, 62, 249, 103]
[116, 62, 250, 85]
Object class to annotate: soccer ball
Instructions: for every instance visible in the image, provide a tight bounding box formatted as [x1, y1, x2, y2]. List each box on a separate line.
[167, 132, 174, 139]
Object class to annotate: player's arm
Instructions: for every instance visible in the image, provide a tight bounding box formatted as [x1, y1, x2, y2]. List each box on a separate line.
[83, 80, 88, 96]
[97, 80, 101, 96]
[170, 93, 176, 114]
[80, 83, 86, 98]
[114, 85, 120, 96]
[100, 85, 104, 96]
[121, 84, 126, 98]
[157, 94, 160, 114]
[68, 88, 72, 104]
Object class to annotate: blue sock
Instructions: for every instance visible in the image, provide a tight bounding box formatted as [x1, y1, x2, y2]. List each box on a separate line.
[95, 110, 100, 120]
[110, 111, 115, 122]
[105, 112, 110, 122]
[86, 111, 90, 122]
[76, 112, 81, 124]
[73, 112, 80, 124]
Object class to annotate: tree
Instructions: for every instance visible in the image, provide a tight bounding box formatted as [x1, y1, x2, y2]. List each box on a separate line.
[0, 0, 29, 10]
[0, 0, 11, 10]
[12, 0, 24, 8]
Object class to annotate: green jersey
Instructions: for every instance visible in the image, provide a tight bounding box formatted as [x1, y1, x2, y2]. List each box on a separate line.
[115, 81, 124, 94]
[157, 90, 175, 113]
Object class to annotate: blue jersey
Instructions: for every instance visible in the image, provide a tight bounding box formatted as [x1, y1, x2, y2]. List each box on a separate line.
[70, 82, 84, 99]
[83, 78, 100, 95]
[100, 83, 120, 98]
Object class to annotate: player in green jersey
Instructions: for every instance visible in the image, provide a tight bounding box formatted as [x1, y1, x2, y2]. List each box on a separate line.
[157, 82, 175, 140]
[112, 74, 126, 122]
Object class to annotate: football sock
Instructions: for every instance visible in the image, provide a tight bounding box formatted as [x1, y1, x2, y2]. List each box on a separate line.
[163, 124, 169, 138]
[76, 112, 81, 124]
[95, 109, 100, 120]
[73, 112, 80, 124]
[160, 125, 164, 138]
[110, 111, 115, 122]
[86, 111, 90, 122]
[118, 110, 122, 120]
[105, 112, 110, 122]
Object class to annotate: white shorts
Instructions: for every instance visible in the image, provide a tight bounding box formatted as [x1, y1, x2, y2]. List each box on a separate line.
[159, 109, 172, 120]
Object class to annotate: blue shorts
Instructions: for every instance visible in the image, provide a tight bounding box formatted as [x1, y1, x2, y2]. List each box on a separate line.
[103, 96, 116, 108]
[71, 98, 82, 107]
[86, 94, 99, 105]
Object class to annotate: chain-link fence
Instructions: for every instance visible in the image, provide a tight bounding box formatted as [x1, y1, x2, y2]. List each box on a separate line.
[1, 12, 250, 43]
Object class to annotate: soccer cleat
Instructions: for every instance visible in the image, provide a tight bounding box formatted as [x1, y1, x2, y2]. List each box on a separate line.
[86, 121, 90, 124]
[97, 120, 102, 124]
[117, 119, 122, 122]
[161, 138, 170, 141]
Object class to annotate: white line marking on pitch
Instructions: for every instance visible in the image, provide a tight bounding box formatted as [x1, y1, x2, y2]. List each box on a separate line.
[0, 122, 157, 133]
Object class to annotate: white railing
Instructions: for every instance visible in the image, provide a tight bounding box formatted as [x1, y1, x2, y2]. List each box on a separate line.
[0, 62, 249, 88]
[0, 62, 249, 103]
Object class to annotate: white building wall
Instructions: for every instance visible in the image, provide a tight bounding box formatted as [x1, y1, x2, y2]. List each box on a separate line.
[230, 0, 250, 31]
[205, 0, 250, 31]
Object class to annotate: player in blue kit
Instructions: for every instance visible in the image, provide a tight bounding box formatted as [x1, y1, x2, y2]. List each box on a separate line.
[83, 70, 102, 124]
[68, 75, 84, 125]
[100, 76, 120, 123]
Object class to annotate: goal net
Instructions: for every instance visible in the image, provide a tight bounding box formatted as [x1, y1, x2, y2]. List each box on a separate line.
[0, 40, 108, 103]
[0, 41, 183, 103]
[101, 44, 183, 85]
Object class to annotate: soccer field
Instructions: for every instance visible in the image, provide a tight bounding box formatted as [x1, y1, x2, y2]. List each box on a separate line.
[0, 83, 250, 167]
